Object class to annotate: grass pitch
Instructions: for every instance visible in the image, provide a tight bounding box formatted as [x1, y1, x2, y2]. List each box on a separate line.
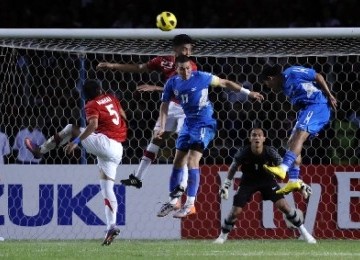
[0, 239, 359, 259]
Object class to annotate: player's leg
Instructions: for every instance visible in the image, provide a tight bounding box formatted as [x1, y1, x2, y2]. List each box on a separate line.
[99, 170, 120, 246]
[275, 198, 316, 244]
[263, 130, 308, 180]
[25, 124, 79, 158]
[157, 148, 188, 217]
[275, 104, 331, 194]
[120, 131, 168, 189]
[83, 134, 123, 245]
[214, 206, 242, 244]
[214, 185, 253, 244]
[173, 123, 216, 218]
[173, 148, 202, 218]
[121, 104, 182, 188]
[287, 156, 312, 199]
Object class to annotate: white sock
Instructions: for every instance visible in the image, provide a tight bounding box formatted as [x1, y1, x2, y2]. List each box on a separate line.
[100, 179, 118, 230]
[169, 197, 179, 205]
[185, 196, 195, 206]
[40, 124, 73, 154]
[136, 143, 159, 180]
[136, 157, 152, 180]
[289, 178, 300, 182]
[280, 163, 289, 172]
[180, 164, 188, 190]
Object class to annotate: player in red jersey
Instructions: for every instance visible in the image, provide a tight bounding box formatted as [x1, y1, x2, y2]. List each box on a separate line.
[25, 80, 127, 246]
[97, 34, 196, 192]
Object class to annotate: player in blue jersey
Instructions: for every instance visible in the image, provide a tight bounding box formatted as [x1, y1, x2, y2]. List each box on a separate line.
[260, 65, 337, 195]
[156, 55, 264, 218]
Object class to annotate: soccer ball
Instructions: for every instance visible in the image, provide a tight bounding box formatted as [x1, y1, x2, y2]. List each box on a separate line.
[156, 11, 177, 31]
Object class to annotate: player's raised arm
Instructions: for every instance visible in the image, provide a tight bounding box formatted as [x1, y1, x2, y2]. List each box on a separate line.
[96, 62, 148, 73]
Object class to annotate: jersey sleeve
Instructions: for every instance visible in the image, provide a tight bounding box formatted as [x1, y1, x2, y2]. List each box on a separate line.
[146, 56, 161, 71]
[232, 147, 246, 166]
[266, 146, 283, 166]
[85, 102, 99, 121]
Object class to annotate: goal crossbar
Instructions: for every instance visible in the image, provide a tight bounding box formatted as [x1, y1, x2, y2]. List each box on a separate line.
[0, 28, 360, 39]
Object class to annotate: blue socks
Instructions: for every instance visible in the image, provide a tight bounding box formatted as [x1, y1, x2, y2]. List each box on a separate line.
[187, 169, 200, 197]
[282, 150, 297, 169]
[169, 168, 184, 191]
[288, 165, 300, 180]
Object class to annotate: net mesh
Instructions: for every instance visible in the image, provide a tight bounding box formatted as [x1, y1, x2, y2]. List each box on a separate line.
[0, 35, 359, 239]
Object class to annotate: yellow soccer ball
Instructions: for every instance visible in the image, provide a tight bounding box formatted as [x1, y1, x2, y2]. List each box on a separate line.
[156, 11, 177, 31]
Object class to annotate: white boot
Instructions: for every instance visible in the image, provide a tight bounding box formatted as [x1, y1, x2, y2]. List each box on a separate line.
[213, 232, 229, 244]
[298, 225, 316, 244]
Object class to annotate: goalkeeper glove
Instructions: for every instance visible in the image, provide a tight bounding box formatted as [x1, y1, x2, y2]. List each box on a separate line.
[219, 178, 232, 200]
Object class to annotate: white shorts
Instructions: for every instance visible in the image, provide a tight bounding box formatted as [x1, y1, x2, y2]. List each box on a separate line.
[154, 101, 185, 133]
[81, 131, 123, 180]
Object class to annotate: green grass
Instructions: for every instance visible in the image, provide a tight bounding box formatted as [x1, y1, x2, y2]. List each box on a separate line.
[0, 239, 359, 259]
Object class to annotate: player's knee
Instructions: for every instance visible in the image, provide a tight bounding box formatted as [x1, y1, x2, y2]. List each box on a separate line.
[275, 198, 290, 213]
[151, 136, 163, 146]
[295, 155, 302, 165]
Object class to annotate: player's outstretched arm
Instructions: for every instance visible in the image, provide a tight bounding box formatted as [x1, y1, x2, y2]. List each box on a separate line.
[96, 62, 148, 73]
[137, 84, 164, 92]
[216, 78, 264, 102]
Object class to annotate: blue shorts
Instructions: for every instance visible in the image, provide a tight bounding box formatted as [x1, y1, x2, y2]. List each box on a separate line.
[176, 121, 216, 151]
[292, 103, 331, 138]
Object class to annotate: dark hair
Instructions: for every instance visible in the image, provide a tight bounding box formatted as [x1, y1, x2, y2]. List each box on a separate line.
[175, 54, 191, 64]
[250, 127, 267, 137]
[259, 64, 282, 82]
[83, 80, 102, 100]
[172, 34, 194, 46]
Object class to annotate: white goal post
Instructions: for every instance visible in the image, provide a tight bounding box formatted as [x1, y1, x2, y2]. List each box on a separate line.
[0, 28, 360, 39]
[0, 28, 360, 240]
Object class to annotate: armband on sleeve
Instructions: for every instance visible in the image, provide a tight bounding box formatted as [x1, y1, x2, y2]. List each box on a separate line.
[210, 75, 220, 86]
[240, 87, 250, 96]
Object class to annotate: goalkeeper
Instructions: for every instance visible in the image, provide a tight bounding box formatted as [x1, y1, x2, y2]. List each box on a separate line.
[215, 127, 316, 244]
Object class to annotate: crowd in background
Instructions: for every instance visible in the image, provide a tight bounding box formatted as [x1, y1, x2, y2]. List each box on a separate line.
[0, 0, 359, 28]
[1, 49, 359, 165]
[0, 0, 359, 165]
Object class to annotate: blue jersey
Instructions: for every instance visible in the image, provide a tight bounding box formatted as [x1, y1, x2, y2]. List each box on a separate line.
[282, 66, 328, 106]
[162, 71, 216, 126]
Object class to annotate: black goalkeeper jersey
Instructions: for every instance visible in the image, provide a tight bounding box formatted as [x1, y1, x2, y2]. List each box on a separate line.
[232, 145, 282, 185]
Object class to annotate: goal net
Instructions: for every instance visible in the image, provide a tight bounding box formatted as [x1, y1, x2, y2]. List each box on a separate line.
[0, 28, 359, 240]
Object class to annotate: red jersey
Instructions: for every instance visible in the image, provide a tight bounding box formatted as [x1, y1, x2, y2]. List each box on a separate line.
[85, 94, 127, 143]
[147, 56, 197, 81]
[147, 56, 197, 103]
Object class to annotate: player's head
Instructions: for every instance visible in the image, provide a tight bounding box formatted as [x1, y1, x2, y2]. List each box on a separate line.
[172, 34, 194, 57]
[83, 80, 102, 101]
[260, 65, 283, 91]
[175, 55, 193, 80]
[249, 127, 266, 148]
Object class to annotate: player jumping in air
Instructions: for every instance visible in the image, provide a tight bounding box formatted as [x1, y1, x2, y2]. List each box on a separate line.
[97, 34, 196, 192]
[260, 65, 337, 195]
[25, 80, 127, 246]
[214, 127, 316, 244]
[156, 55, 264, 218]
